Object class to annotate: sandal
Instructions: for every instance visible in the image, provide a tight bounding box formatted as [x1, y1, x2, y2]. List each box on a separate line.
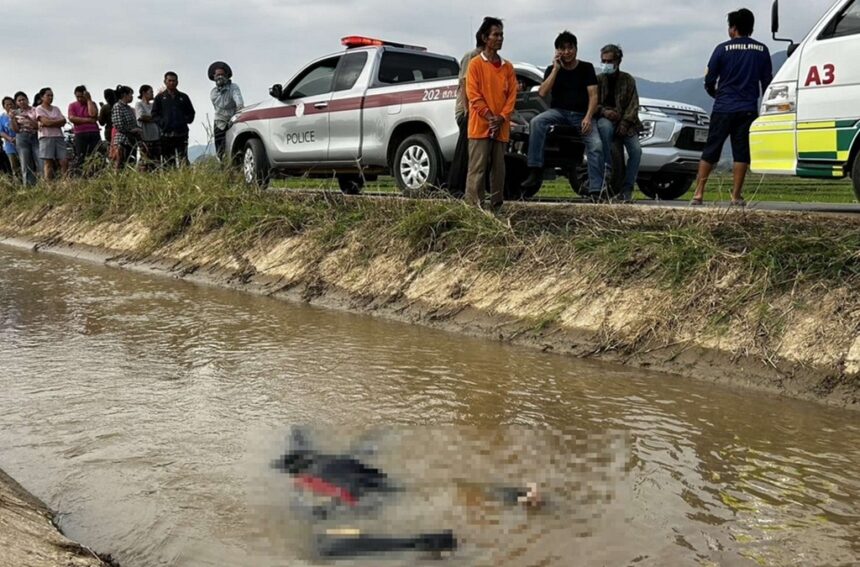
[730, 198, 746, 207]
[690, 197, 704, 206]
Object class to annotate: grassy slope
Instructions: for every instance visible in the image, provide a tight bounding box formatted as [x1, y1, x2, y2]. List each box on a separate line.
[275, 175, 857, 204]
[2, 166, 857, 301]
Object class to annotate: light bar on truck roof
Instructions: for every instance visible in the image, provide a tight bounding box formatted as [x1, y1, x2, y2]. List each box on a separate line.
[341, 36, 427, 51]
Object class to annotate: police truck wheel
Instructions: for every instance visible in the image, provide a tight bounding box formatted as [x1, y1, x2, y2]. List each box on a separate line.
[337, 174, 364, 195]
[852, 153, 860, 202]
[393, 134, 442, 196]
[243, 139, 271, 188]
[638, 173, 694, 200]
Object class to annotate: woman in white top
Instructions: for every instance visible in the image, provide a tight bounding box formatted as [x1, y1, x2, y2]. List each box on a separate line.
[34, 88, 68, 180]
[134, 84, 160, 169]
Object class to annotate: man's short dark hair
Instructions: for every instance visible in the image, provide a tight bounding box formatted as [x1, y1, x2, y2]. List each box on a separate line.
[103, 88, 117, 105]
[2, 96, 14, 106]
[74, 85, 87, 95]
[164, 71, 179, 81]
[475, 16, 503, 47]
[555, 31, 578, 49]
[13, 91, 27, 101]
[728, 8, 755, 36]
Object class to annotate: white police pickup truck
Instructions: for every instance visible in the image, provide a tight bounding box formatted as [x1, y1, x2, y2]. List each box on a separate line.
[227, 36, 709, 200]
[227, 36, 462, 194]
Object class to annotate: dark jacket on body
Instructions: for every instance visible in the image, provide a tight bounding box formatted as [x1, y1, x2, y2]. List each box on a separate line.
[597, 71, 642, 133]
[151, 90, 195, 137]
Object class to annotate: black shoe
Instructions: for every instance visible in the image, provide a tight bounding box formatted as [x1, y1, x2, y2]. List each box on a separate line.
[521, 168, 544, 190]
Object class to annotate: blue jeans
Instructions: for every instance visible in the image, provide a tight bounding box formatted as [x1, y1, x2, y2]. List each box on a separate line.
[596, 118, 642, 196]
[16, 131, 40, 186]
[527, 108, 604, 193]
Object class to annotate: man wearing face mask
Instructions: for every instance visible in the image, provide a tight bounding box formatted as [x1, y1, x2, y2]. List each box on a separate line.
[595, 44, 642, 202]
[521, 31, 604, 199]
[209, 61, 244, 161]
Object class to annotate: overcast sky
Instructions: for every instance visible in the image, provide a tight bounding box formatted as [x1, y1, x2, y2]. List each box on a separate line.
[4, 0, 835, 147]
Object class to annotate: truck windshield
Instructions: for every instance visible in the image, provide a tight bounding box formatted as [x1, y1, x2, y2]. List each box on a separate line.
[377, 52, 458, 85]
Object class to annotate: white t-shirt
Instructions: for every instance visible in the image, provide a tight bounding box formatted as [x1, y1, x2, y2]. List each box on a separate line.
[134, 100, 160, 142]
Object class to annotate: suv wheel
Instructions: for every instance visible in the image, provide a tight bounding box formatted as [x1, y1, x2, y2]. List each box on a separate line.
[852, 152, 860, 202]
[243, 139, 271, 188]
[337, 174, 364, 195]
[568, 147, 625, 198]
[504, 157, 532, 201]
[638, 173, 694, 200]
[393, 133, 442, 196]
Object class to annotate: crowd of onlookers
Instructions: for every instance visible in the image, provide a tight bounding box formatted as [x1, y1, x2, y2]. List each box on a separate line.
[0, 63, 243, 185]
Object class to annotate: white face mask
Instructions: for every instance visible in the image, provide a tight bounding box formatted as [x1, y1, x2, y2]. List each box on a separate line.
[598, 63, 617, 75]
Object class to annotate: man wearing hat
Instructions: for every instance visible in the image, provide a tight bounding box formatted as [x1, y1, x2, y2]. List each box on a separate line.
[209, 61, 244, 161]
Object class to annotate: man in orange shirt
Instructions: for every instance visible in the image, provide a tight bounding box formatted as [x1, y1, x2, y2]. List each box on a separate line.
[465, 17, 517, 211]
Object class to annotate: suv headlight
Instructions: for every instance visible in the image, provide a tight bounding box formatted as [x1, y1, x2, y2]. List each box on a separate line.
[639, 106, 668, 117]
[761, 83, 796, 115]
[639, 120, 656, 141]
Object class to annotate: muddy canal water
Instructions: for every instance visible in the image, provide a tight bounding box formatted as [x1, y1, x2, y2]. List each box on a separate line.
[0, 245, 858, 566]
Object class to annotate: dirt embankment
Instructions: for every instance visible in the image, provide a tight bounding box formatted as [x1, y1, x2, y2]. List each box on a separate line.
[0, 171, 858, 410]
[0, 468, 115, 566]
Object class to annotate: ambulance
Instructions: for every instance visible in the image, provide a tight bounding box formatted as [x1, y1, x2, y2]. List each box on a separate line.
[750, 0, 860, 200]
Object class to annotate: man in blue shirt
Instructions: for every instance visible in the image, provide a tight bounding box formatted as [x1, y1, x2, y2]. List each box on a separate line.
[691, 8, 772, 205]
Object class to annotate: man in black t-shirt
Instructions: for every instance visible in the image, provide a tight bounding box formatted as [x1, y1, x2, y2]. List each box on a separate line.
[522, 31, 605, 197]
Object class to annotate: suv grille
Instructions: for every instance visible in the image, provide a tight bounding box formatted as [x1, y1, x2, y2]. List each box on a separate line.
[675, 127, 707, 151]
[655, 107, 710, 126]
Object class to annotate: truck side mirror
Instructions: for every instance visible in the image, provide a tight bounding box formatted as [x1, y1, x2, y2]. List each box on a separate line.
[771, 0, 780, 35]
[269, 84, 283, 99]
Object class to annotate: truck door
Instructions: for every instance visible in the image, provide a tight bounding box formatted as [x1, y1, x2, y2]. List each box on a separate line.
[271, 56, 340, 165]
[327, 51, 371, 163]
[796, 0, 860, 167]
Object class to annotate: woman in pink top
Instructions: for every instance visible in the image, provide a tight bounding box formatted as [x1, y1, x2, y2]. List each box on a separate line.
[68, 85, 101, 172]
[34, 88, 68, 180]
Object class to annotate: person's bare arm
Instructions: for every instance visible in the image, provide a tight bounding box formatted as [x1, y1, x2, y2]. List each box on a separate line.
[538, 59, 560, 99]
[38, 115, 66, 128]
[581, 85, 598, 135]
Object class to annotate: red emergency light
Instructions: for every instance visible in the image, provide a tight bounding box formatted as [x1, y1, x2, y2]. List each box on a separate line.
[341, 36, 427, 51]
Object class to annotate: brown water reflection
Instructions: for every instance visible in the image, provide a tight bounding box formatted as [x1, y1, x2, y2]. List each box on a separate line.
[0, 244, 858, 566]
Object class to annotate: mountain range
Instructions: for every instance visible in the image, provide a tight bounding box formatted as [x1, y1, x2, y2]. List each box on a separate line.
[636, 51, 788, 110]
